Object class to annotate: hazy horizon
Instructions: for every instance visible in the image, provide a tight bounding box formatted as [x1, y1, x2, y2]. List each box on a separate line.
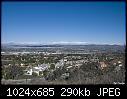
[2, 41, 125, 46]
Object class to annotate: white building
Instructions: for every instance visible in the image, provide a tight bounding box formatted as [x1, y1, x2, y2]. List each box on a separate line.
[24, 64, 50, 76]
[55, 59, 64, 68]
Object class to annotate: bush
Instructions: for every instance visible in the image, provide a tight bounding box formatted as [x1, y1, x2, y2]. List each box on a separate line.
[50, 64, 55, 70]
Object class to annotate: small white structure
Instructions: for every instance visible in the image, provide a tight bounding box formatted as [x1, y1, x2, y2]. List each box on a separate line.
[61, 73, 69, 79]
[113, 63, 116, 65]
[119, 64, 122, 67]
[24, 69, 33, 75]
[99, 62, 107, 69]
[67, 66, 73, 69]
[118, 61, 122, 64]
[64, 59, 67, 62]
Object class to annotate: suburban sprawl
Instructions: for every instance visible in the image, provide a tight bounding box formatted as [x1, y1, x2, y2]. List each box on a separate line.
[1, 44, 125, 84]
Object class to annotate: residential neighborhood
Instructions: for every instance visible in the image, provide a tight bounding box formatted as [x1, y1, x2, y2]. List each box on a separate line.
[1, 44, 125, 84]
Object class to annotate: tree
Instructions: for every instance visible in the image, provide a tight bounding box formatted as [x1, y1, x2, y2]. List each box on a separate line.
[32, 72, 38, 77]
[43, 69, 49, 80]
[50, 64, 55, 70]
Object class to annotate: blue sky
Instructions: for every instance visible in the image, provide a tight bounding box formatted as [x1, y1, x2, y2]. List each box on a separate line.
[2, 2, 126, 45]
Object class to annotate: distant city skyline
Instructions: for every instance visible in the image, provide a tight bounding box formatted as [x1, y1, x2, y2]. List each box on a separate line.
[2, 2, 126, 45]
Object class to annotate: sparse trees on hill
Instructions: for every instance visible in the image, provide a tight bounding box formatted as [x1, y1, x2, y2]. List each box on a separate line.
[3, 65, 24, 79]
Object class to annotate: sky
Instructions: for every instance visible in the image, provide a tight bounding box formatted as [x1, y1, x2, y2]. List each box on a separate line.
[2, 2, 126, 45]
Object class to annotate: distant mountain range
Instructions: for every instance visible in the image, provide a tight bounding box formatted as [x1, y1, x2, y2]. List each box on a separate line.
[1, 42, 125, 52]
[2, 42, 124, 46]
[1, 42, 125, 53]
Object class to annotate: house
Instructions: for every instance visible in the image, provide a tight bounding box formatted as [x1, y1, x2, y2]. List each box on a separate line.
[32, 64, 50, 76]
[24, 68, 33, 75]
[99, 62, 107, 69]
[67, 66, 73, 69]
[20, 63, 25, 67]
[64, 59, 67, 62]
[55, 59, 64, 68]
[118, 61, 122, 64]
[119, 64, 122, 67]
[24, 64, 50, 76]
[61, 73, 70, 79]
